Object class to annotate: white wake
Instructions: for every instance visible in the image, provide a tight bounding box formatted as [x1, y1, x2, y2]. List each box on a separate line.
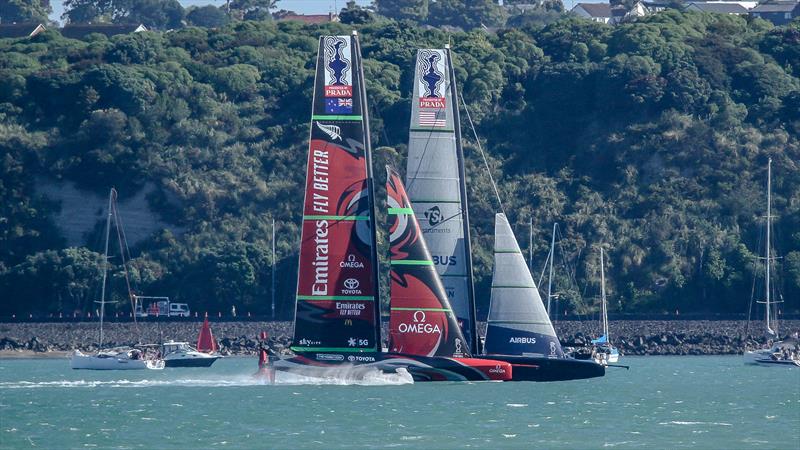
[0, 368, 413, 389]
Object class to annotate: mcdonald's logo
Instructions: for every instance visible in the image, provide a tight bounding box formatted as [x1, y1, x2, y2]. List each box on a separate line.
[345, 319, 353, 326]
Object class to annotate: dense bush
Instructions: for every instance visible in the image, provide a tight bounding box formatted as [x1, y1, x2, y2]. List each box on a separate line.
[0, 14, 798, 318]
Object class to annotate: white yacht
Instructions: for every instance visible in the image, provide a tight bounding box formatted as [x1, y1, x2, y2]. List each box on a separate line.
[71, 347, 164, 370]
[743, 159, 799, 368]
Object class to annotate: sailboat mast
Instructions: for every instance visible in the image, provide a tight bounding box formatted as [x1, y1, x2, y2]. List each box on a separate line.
[98, 188, 114, 347]
[528, 217, 533, 273]
[447, 44, 479, 353]
[600, 247, 608, 340]
[765, 158, 772, 335]
[271, 218, 276, 320]
[354, 31, 383, 336]
[546, 222, 556, 315]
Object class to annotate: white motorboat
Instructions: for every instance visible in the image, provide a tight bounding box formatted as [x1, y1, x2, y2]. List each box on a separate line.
[161, 341, 220, 367]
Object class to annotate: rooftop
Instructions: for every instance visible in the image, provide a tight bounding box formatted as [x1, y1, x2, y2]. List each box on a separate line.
[574, 3, 613, 17]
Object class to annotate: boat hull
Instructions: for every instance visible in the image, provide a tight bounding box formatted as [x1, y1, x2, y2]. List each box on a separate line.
[743, 350, 799, 367]
[70, 350, 164, 370]
[272, 353, 512, 381]
[164, 355, 220, 368]
[482, 355, 605, 381]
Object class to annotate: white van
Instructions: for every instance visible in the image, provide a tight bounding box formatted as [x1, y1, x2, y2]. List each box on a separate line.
[169, 303, 190, 317]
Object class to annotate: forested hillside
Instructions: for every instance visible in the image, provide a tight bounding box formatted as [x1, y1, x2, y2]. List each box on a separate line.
[1, 12, 798, 317]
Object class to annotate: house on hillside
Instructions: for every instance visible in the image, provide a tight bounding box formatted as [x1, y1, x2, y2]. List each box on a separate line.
[749, 1, 800, 25]
[686, 2, 750, 13]
[572, 1, 651, 24]
[60, 23, 148, 40]
[0, 23, 46, 39]
[274, 12, 339, 24]
[571, 3, 614, 23]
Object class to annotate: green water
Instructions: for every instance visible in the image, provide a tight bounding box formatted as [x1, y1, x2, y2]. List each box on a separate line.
[1, 356, 798, 449]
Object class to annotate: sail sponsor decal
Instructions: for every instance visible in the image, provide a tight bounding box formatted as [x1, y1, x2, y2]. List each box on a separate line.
[323, 36, 352, 98]
[387, 168, 470, 359]
[416, 49, 448, 127]
[293, 35, 378, 354]
[484, 324, 564, 358]
[417, 50, 446, 109]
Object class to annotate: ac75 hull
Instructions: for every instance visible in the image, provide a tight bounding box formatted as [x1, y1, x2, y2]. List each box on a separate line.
[272, 353, 512, 382]
[481, 355, 605, 381]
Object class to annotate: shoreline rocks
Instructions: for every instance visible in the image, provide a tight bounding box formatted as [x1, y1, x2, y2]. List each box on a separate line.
[0, 320, 797, 357]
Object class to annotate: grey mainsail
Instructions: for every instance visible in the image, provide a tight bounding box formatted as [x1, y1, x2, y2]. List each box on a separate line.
[484, 213, 565, 358]
[405, 48, 478, 352]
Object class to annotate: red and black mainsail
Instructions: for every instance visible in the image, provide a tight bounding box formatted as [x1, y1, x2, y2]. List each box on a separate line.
[291, 34, 381, 358]
[387, 168, 470, 358]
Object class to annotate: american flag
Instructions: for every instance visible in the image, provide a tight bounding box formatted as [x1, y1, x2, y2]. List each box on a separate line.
[419, 110, 446, 127]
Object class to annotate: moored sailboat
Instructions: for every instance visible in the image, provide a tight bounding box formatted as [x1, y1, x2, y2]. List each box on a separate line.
[70, 189, 164, 370]
[590, 247, 620, 364]
[743, 159, 799, 367]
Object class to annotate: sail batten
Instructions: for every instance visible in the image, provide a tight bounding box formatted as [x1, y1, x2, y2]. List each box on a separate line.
[484, 213, 565, 358]
[291, 35, 381, 356]
[405, 48, 478, 353]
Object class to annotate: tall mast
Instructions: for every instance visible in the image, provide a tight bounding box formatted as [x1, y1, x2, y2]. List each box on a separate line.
[354, 31, 383, 336]
[546, 222, 556, 316]
[271, 218, 276, 320]
[528, 217, 533, 273]
[98, 188, 114, 347]
[600, 246, 608, 340]
[447, 44, 479, 353]
[765, 158, 772, 335]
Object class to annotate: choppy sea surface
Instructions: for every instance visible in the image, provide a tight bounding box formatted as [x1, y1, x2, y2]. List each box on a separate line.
[1, 356, 798, 449]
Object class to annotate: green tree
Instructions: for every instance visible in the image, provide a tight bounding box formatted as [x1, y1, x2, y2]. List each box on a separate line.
[0, 0, 52, 23]
[339, 0, 374, 24]
[186, 5, 229, 28]
[428, 0, 508, 29]
[375, 0, 428, 22]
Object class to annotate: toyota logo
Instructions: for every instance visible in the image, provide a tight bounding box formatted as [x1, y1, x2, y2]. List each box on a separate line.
[344, 278, 360, 289]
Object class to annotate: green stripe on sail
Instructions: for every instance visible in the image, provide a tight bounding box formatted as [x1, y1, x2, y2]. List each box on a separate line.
[390, 260, 434, 266]
[438, 274, 467, 277]
[290, 346, 377, 353]
[312, 115, 363, 121]
[392, 307, 452, 312]
[296, 295, 374, 301]
[388, 207, 415, 215]
[495, 249, 521, 254]
[302, 215, 370, 221]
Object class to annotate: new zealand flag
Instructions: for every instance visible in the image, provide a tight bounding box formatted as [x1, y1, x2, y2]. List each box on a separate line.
[325, 97, 353, 114]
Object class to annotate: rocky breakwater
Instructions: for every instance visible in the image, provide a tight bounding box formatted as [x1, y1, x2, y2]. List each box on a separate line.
[0, 321, 293, 356]
[552, 320, 800, 356]
[1, 320, 799, 356]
